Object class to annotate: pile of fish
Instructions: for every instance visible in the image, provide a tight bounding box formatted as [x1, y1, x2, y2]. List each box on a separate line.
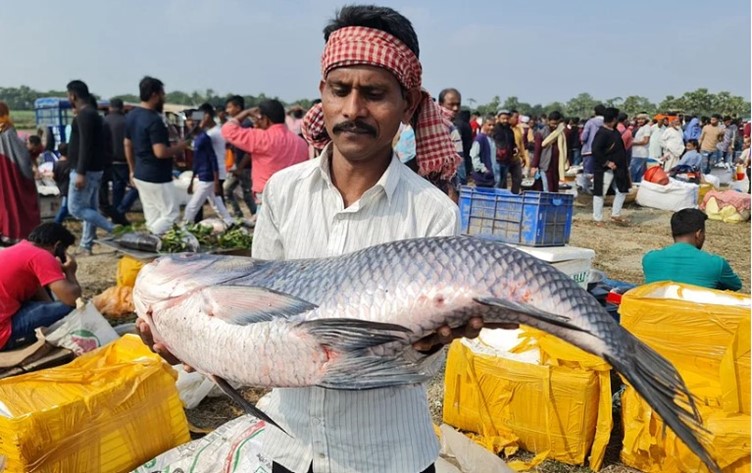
[133, 236, 719, 472]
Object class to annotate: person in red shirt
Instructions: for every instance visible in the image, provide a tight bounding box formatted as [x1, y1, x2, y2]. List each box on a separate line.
[0, 223, 81, 351]
[221, 99, 309, 206]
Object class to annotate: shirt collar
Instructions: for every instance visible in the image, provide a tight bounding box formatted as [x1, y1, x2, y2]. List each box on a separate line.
[307, 143, 402, 203]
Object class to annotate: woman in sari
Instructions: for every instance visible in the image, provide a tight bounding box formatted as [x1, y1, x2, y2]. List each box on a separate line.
[0, 102, 41, 245]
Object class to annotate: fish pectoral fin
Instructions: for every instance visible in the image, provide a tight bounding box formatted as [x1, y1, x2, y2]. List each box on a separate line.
[301, 319, 424, 390]
[300, 318, 411, 351]
[202, 286, 318, 325]
[318, 355, 430, 390]
[209, 375, 289, 436]
[473, 296, 588, 332]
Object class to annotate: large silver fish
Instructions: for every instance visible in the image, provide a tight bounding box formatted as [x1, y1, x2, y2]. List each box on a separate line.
[133, 236, 718, 472]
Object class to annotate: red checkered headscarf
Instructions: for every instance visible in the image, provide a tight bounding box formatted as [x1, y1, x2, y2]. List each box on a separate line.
[302, 26, 461, 180]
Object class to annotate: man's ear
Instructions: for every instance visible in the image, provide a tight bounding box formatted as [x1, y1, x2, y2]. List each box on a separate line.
[402, 88, 422, 125]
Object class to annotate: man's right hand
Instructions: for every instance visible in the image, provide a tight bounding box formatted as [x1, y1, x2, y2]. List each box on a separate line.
[60, 253, 77, 275]
[135, 318, 194, 370]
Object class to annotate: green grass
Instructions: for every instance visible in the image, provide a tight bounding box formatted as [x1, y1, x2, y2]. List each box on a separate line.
[10, 110, 37, 131]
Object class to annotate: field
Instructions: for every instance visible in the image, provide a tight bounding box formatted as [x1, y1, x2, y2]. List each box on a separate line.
[10, 110, 37, 131]
[72, 201, 750, 472]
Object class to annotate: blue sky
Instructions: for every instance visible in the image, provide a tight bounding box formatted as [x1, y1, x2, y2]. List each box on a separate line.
[2, 0, 749, 105]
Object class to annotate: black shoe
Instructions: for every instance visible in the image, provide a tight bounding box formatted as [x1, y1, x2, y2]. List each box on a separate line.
[112, 211, 130, 226]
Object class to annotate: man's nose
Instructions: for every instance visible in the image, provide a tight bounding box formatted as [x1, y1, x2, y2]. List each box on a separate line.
[342, 91, 368, 119]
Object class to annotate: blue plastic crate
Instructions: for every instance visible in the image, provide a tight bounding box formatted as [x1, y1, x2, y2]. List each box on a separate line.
[459, 186, 574, 247]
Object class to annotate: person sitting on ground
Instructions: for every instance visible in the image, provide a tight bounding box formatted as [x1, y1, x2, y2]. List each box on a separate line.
[0, 223, 81, 351]
[668, 138, 703, 183]
[642, 208, 742, 291]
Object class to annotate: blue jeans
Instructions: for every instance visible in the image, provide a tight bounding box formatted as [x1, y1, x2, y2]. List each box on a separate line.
[456, 161, 467, 185]
[571, 148, 582, 166]
[1, 301, 72, 351]
[701, 150, 721, 173]
[54, 196, 69, 224]
[630, 157, 648, 183]
[112, 163, 139, 214]
[68, 170, 114, 250]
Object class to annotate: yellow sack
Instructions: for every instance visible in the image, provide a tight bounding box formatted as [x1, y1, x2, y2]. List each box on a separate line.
[442, 329, 612, 470]
[621, 386, 750, 473]
[720, 317, 751, 415]
[619, 282, 751, 405]
[116, 256, 145, 287]
[619, 282, 751, 472]
[0, 335, 190, 473]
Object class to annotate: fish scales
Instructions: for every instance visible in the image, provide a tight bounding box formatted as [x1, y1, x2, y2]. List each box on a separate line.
[134, 235, 721, 472]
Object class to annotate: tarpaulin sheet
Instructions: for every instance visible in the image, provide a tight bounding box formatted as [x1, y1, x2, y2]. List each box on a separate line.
[0, 335, 190, 472]
[619, 282, 751, 472]
[116, 256, 145, 288]
[442, 328, 612, 470]
[619, 282, 751, 407]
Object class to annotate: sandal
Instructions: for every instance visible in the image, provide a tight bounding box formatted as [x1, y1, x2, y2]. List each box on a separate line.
[610, 216, 630, 226]
[594, 221, 605, 228]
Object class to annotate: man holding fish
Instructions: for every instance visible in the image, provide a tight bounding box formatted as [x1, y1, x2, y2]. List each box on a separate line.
[139, 5, 513, 472]
[135, 5, 720, 473]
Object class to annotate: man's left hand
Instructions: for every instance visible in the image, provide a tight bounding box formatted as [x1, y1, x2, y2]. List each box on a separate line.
[74, 173, 86, 189]
[412, 318, 519, 354]
[214, 182, 222, 196]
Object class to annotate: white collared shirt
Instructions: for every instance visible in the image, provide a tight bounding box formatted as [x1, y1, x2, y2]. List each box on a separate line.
[252, 144, 460, 473]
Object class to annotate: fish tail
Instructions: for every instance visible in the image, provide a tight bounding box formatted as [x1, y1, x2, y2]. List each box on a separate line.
[301, 318, 429, 389]
[605, 331, 720, 473]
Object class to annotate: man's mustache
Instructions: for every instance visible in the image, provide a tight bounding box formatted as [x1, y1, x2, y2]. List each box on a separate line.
[332, 120, 377, 136]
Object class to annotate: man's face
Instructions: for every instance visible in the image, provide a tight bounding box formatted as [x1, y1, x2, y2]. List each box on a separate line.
[510, 113, 519, 126]
[548, 118, 559, 131]
[320, 65, 418, 163]
[441, 92, 461, 120]
[637, 118, 646, 127]
[711, 116, 718, 126]
[481, 119, 495, 135]
[27, 141, 42, 156]
[225, 102, 241, 118]
[497, 114, 510, 126]
[154, 89, 166, 113]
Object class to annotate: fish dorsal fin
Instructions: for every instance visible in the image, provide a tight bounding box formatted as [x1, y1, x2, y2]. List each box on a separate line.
[473, 296, 588, 332]
[200, 286, 318, 325]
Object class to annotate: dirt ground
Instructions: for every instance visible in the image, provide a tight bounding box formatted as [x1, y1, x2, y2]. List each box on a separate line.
[72, 198, 749, 472]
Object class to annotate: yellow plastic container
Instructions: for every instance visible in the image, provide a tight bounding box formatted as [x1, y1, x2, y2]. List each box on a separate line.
[116, 256, 145, 288]
[619, 282, 751, 472]
[442, 329, 612, 470]
[0, 335, 190, 473]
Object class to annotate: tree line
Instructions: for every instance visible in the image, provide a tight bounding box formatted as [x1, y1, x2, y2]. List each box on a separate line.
[1, 85, 748, 119]
[469, 89, 750, 120]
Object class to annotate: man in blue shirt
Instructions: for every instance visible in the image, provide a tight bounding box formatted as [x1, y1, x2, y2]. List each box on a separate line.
[642, 208, 742, 291]
[124, 76, 188, 235]
[182, 104, 233, 226]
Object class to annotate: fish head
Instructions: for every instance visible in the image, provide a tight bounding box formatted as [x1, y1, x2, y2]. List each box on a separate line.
[133, 252, 256, 316]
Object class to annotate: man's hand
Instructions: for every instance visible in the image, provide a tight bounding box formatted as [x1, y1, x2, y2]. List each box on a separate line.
[74, 172, 86, 189]
[607, 161, 617, 170]
[214, 181, 222, 196]
[412, 318, 519, 354]
[187, 182, 194, 195]
[530, 167, 538, 177]
[135, 318, 194, 371]
[129, 172, 137, 188]
[59, 253, 77, 276]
